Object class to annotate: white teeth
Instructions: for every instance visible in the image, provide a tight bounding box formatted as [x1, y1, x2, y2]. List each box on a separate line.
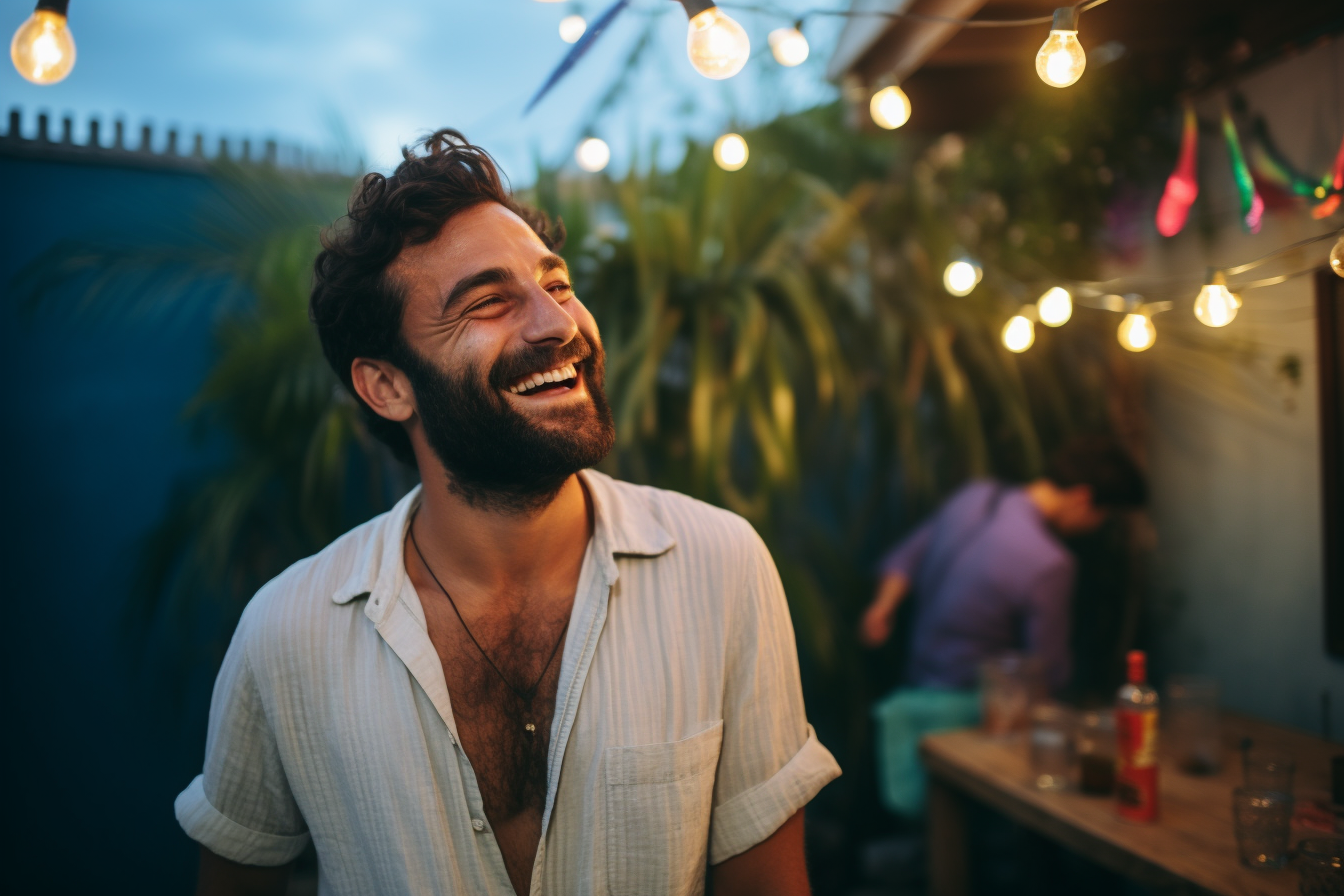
[508, 363, 581, 394]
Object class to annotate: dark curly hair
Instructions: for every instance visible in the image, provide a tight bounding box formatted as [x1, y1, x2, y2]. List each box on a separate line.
[310, 128, 565, 465]
[1045, 434, 1147, 508]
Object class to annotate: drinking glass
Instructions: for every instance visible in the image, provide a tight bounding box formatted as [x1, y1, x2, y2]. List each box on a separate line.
[1167, 675, 1221, 774]
[1244, 752, 1297, 794]
[1030, 704, 1075, 791]
[980, 653, 1045, 737]
[1077, 710, 1117, 796]
[1298, 838, 1344, 896]
[1232, 788, 1293, 870]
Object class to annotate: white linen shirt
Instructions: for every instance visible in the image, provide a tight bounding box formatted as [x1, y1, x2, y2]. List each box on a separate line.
[175, 469, 841, 896]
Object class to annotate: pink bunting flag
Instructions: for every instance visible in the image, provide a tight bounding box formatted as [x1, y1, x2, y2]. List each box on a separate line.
[1156, 106, 1199, 237]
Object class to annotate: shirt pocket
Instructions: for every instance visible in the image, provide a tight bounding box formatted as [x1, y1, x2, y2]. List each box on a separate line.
[604, 720, 724, 896]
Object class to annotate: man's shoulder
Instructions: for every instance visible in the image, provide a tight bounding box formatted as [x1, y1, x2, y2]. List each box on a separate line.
[587, 471, 767, 563]
[233, 501, 405, 650]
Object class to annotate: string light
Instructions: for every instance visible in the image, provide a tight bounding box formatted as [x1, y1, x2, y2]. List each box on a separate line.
[1002, 313, 1035, 353]
[575, 137, 610, 172]
[1036, 287, 1073, 326]
[1331, 234, 1344, 278]
[684, 3, 750, 80]
[559, 14, 587, 43]
[1035, 7, 1086, 88]
[869, 85, 911, 130]
[1193, 271, 1241, 327]
[1118, 313, 1155, 352]
[10, 0, 74, 85]
[768, 24, 809, 66]
[713, 133, 748, 171]
[943, 258, 981, 296]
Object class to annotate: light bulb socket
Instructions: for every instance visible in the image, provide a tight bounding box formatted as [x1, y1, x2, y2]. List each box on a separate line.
[1207, 268, 1227, 286]
[677, 0, 716, 18]
[34, 0, 70, 15]
[1051, 6, 1079, 31]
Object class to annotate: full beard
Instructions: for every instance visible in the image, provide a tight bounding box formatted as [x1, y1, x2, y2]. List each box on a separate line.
[395, 331, 615, 513]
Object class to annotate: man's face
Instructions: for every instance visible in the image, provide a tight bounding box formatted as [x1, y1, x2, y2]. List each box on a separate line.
[1052, 486, 1109, 537]
[388, 202, 614, 509]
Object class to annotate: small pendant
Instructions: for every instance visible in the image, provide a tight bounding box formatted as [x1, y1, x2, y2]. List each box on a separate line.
[524, 722, 536, 733]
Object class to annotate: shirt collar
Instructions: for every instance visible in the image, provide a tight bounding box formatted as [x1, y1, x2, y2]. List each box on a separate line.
[329, 469, 675, 612]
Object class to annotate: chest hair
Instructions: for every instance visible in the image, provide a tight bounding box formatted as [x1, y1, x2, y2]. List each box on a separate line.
[427, 601, 570, 823]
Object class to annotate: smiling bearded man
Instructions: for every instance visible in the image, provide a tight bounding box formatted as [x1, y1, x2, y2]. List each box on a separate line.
[175, 130, 840, 896]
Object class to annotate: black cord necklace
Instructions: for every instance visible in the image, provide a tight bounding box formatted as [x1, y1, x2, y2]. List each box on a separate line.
[408, 517, 567, 736]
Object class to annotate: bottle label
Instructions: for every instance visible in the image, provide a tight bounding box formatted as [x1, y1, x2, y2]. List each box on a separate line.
[1116, 708, 1159, 821]
[1117, 709, 1157, 768]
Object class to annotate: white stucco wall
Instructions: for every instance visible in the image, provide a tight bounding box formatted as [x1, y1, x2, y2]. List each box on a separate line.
[1117, 36, 1344, 734]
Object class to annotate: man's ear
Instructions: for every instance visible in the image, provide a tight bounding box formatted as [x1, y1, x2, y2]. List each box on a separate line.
[350, 357, 416, 423]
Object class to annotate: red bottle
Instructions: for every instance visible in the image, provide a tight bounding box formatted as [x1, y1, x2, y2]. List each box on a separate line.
[1116, 650, 1159, 822]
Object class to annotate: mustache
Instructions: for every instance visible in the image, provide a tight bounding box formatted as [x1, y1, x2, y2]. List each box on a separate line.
[487, 331, 598, 388]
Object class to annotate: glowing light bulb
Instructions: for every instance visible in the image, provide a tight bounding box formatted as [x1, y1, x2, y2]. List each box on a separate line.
[1036, 287, 1073, 326]
[942, 259, 981, 296]
[1119, 313, 1155, 352]
[10, 6, 75, 85]
[1330, 234, 1344, 278]
[575, 137, 610, 173]
[686, 7, 750, 80]
[1193, 273, 1241, 327]
[713, 133, 748, 171]
[558, 14, 586, 44]
[768, 26, 809, 67]
[1002, 315, 1035, 353]
[1036, 8, 1085, 88]
[869, 85, 911, 130]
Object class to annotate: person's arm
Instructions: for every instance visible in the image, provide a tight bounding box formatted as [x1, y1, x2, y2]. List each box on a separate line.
[859, 572, 909, 647]
[196, 847, 292, 896]
[710, 810, 808, 896]
[705, 520, 840, 884]
[175, 607, 311, 887]
[859, 516, 936, 647]
[1024, 560, 1076, 692]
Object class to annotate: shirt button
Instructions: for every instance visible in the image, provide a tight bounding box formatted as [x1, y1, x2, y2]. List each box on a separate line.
[471, 818, 485, 832]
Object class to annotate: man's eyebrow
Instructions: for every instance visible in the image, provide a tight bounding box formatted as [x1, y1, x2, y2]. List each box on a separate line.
[441, 266, 512, 315]
[537, 254, 569, 276]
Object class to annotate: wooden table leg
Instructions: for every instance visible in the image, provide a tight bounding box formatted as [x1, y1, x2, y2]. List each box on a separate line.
[928, 775, 969, 896]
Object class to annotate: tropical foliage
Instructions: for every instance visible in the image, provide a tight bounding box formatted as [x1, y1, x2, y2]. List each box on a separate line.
[20, 80, 1153, 803]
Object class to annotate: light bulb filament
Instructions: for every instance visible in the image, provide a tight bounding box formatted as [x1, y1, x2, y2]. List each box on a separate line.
[686, 7, 750, 80]
[1035, 8, 1085, 88]
[10, 7, 76, 85]
[869, 85, 911, 130]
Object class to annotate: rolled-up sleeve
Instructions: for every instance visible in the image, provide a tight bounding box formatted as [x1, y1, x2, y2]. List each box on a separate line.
[175, 619, 310, 866]
[709, 526, 841, 865]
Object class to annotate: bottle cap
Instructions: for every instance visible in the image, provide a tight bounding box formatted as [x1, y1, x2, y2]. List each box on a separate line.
[1126, 650, 1146, 684]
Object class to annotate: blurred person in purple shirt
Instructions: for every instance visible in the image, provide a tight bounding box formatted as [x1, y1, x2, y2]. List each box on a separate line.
[860, 436, 1146, 693]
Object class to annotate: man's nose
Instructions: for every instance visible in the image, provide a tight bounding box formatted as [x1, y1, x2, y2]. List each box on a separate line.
[519, 282, 579, 346]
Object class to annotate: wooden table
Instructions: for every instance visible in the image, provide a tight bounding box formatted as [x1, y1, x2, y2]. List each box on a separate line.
[921, 713, 1340, 896]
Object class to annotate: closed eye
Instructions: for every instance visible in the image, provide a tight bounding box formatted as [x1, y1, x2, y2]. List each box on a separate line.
[468, 295, 505, 312]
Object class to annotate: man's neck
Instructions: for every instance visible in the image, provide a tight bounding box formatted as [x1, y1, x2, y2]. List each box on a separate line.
[411, 468, 594, 596]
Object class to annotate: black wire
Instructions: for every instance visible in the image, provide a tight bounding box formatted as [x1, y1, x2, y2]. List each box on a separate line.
[721, 0, 1111, 29]
[408, 515, 568, 708]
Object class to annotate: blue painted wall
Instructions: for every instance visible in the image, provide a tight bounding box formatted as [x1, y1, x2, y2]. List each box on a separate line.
[1, 153, 222, 893]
